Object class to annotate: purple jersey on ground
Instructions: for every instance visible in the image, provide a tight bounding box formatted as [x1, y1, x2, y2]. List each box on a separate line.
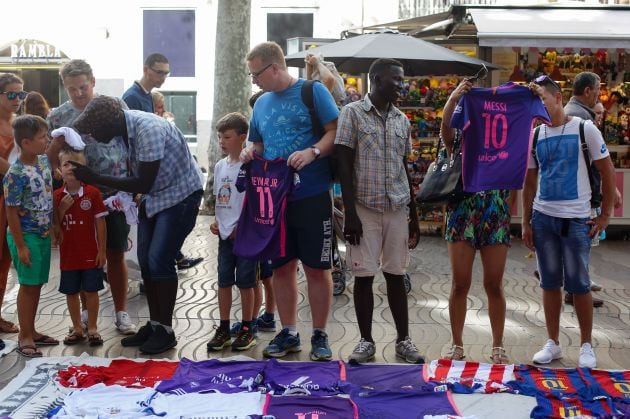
[233, 155, 299, 261]
[155, 358, 265, 394]
[347, 388, 460, 419]
[451, 82, 550, 192]
[342, 362, 426, 390]
[262, 359, 343, 396]
[263, 394, 358, 419]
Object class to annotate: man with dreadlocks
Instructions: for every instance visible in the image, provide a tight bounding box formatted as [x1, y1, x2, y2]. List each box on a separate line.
[70, 95, 204, 355]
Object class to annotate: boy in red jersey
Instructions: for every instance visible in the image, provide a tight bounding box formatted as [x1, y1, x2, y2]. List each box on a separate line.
[54, 149, 107, 346]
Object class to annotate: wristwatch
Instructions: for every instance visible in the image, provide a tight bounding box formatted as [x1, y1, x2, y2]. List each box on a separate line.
[310, 146, 321, 159]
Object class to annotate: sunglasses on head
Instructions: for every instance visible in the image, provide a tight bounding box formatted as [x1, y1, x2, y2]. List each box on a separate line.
[534, 75, 561, 90]
[466, 64, 488, 82]
[1, 91, 27, 100]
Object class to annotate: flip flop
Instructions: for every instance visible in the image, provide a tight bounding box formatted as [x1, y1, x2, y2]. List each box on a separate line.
[17, 344, 43, 358]
[34, 334, 60, 346]
[63, 331, 86, 345]
[88, 332, 104, 347]
[0, 318, 19, 334]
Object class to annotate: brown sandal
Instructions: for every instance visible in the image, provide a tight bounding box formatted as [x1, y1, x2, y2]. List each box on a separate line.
[0, 318, 19, 334]
[88, 332, 103, 347]
[63, 330, 86, 345]
[490, 346, 510, 364]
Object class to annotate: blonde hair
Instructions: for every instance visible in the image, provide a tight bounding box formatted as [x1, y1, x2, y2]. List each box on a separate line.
[246, 42, 286, 70]
[59, 148, 87, 165]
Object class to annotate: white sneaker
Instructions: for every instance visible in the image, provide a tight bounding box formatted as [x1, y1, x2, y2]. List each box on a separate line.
[578, 342, 597, 368]
[115, 311, 137, 335]
[533, 339, 563, 364]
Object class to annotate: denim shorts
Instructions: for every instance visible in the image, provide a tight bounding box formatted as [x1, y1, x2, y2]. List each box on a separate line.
[59, 268, 105, 294]
[532, 210, 592, 294]
[217, 238, 257, 289]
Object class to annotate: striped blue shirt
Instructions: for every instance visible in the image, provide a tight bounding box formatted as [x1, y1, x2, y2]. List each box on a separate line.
[124, 110, 203, 217]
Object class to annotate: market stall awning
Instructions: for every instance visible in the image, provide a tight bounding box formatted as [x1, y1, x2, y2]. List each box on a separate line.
[470, 8, 630, 49]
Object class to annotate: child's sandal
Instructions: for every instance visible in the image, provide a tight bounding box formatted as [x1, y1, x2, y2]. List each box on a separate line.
[444, 345, 465, 361]
[63, 330, 86, 345]
[490, 346, 510, 364]
[88, 332, 103, 347]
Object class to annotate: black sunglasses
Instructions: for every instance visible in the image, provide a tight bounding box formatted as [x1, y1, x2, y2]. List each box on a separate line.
[2, 91, 27, 100]
[535, 75, 561, 90]
[149, 67, 170, 77]
[467, 64, 488, 82]
[249, 63, 273, 79]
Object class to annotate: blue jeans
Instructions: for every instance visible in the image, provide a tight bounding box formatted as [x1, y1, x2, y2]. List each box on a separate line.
[138, 190, 202, 282]
[532, 210, 591, 294]
[217, 238, 257, 289]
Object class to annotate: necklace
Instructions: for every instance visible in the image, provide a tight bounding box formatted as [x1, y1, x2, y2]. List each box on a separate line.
[543, 116, 569, 162]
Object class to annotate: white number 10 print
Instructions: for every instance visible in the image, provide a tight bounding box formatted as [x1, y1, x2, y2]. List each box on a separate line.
[256, 186, 274, 218]
[482, 112, 508, 149]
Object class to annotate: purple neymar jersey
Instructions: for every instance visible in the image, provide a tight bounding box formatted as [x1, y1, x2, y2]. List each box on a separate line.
[347, 388, 460, 419]
[451, 82, 550, 192]
[342, 362, 426, 391]
[233, 155, 299, 261]
[155, 358, 265, 394]
[263, 394, 358, 419]
[262, 359, 344, 396]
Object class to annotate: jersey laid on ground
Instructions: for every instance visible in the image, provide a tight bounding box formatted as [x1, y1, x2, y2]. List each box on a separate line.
[54, 185, 108, 271]
[263, 394, 358, 419]
[579, 369, 630, 402]
[426, 359, 514, 394]
[509, 365, 597, 398]
[144, 390, 265, 418]
[262, 359, 344, 396]
[342, 361, 426, 390]
[56, 359, 178, 389]
[531, 392, 615, 419]
[347, 387, 459, 419]
[451, 82, 550, 192]
[233, 155, 299, 261]
[529, 117, 610, 218]
[155, 358, 265, 394]
[48, 383, 154, 418]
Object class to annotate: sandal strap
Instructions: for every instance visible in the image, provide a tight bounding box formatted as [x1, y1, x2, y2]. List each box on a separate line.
[491, 346, 509, 364]
[445, 345, 465, 360]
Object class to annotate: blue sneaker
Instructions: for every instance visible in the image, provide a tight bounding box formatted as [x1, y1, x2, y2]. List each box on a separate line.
[310, 330, 332, 361]
[256, 315, 277, 332]
[263, 328, 301, 358]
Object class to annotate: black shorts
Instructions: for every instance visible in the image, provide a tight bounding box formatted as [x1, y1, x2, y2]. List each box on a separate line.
[59, 268, 105, 294]
[106, 211, 130, 252]
[271, 192, 332, 270]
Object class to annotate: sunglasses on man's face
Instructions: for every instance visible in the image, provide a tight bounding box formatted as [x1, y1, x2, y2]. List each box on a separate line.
[1, 91, 27, 101]
[534, 75, 561, 90]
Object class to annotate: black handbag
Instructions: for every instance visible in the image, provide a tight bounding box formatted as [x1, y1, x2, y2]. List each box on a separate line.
[416, 134, 470, 208]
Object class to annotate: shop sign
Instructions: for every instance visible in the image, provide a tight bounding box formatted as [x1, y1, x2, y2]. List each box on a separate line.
[0, 39, 68, 63]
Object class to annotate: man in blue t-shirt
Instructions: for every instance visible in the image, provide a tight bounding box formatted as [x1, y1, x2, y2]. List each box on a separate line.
[241, 41, 339, 361]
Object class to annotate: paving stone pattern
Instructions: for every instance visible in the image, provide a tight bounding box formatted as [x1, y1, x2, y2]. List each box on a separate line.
[0, 216, 628, 389]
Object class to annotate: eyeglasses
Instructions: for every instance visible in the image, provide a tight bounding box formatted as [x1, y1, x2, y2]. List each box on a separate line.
[249, 63, 273, 80]
[467, 64, 488, 83]
[534, 75, 561, 91]
[1, 91, 27, 100]
[149, 67, 170, 77]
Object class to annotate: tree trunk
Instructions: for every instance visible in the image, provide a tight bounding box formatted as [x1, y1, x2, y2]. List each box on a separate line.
[204, 0, 251, 214]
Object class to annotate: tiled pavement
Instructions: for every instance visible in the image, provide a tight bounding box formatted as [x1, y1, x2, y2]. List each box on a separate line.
[0, 216, 628, 390]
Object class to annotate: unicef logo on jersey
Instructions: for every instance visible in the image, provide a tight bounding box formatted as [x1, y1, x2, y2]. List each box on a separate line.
[601, 144, 607, 154]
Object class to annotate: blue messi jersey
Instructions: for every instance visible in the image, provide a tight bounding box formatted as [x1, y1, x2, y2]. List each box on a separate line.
[531, 393, 615, 419]
[509, 365, 602, 399]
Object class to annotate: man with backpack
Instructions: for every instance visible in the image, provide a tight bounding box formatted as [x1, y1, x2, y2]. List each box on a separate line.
[240, 41, 339, 361]
[522, 76, 616, 368]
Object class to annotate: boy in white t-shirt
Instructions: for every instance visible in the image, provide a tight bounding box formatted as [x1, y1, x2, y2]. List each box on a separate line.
[207, 112, 257, 352]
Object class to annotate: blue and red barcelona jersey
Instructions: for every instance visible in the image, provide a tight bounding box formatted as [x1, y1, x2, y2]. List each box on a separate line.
[450, 82, 550, 192]
[509, 365, 599, 398]
[531, 393, 615, 419]
[579, 369, 630, 403]
[233, 155, 299, 261]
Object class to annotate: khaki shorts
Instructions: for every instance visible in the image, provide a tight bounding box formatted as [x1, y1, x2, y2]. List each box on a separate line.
[346, 204, 409, 277]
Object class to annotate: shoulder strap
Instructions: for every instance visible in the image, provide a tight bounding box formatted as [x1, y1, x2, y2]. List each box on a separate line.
[578, 119, 597, 196]
[532, 126, 541, 168]
[301, 80, 324, 138]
